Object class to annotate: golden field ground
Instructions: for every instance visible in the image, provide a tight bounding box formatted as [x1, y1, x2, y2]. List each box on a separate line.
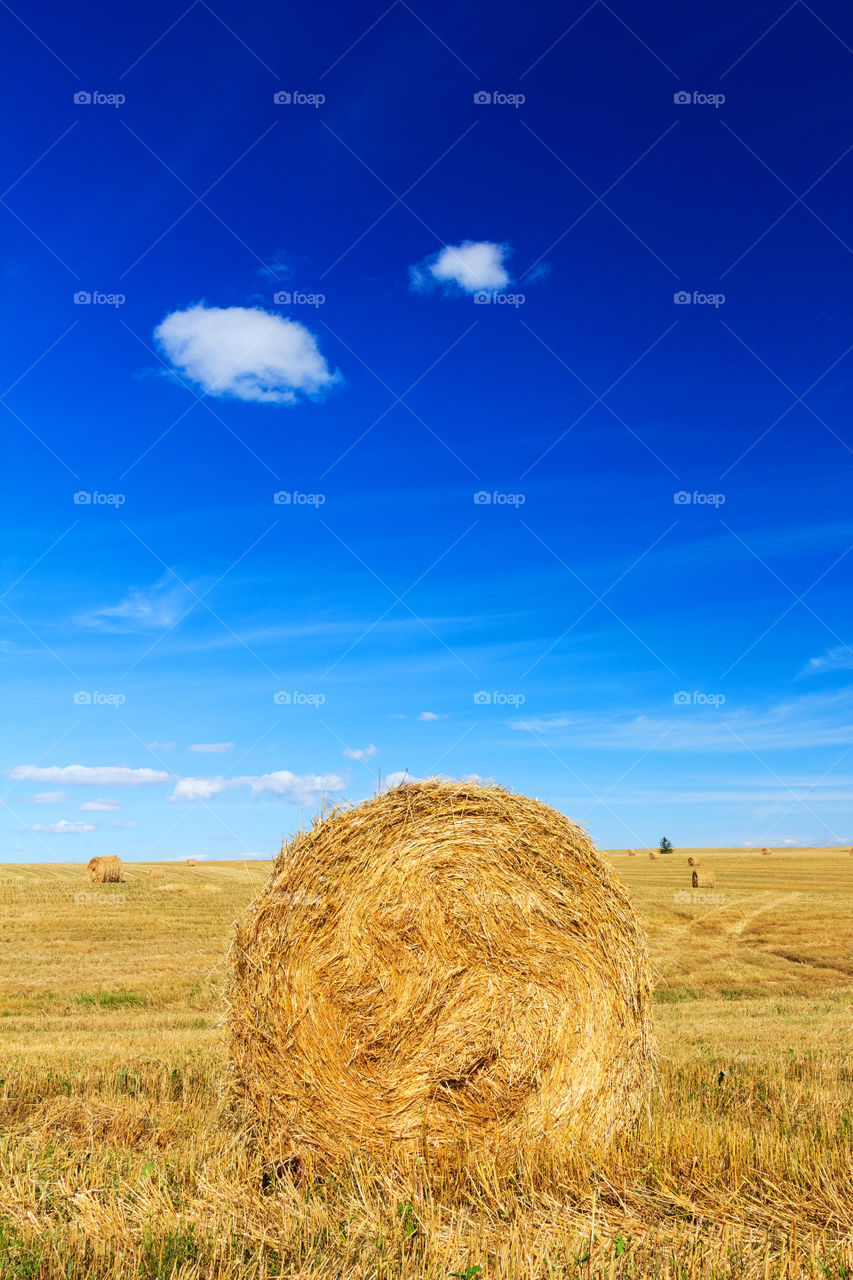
[0, 848, 850, 1278]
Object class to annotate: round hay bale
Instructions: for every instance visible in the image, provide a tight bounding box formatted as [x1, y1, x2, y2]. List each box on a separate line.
[648, 850, 660, 861]
[227, 779, 655, 1166]
[186, 858, 196, 867]
[692, 870, 715, 888]
[147, 869, 165, 880]
[760, 847, 773, 855]
[626, 848, 636, 857]
[687, 856, 699, 867]
[86, 855, 123, 884]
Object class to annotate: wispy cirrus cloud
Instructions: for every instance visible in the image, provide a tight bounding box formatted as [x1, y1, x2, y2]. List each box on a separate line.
[77, 574, 198, 633]
[510, 689, 853, 752]
[343, 744, 376, 761]
[78, 799, 119, 812]
[10, 765, 170, 787]
[188, 742, 234, 753]
[24, 791, 69, 804]
[32, 820, 96, 834]
[802, 644, 853, 675]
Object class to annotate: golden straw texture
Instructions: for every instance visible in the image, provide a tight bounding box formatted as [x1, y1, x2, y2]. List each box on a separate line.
[692, 870, 715, 888]
[86, 855, 123, 883]
[227, 779, 655, 1166]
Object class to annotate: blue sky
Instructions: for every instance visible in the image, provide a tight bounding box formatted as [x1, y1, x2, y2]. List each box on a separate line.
[2, 0, 852, 860]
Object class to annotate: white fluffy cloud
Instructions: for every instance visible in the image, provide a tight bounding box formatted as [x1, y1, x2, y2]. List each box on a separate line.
[154, 304, 339, 404]
[10, 765, 170, 787]
[417, 711, 440, 721]
[169, 770, 347, 803]
[25, 791, 69, 804]
[147, 742, 177, 752]
[32, 820, 96, 834]
[343, 744, 377, 761]
[411, 240, 510, 294]
[188, 743, 234, 753]
[78, 799, 119, 812]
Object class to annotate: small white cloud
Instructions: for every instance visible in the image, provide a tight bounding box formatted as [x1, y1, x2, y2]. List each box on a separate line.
[25, 791, 69, 804]
[169, 770, 347, 804]
[411, 240, 511, 294]
[417, 711, 440, 721]
[109, 821, 138, 828]
[32, 820, 96, 834]
[154, 304, 340, 405]
[188, 742, 234, 753]
[343, 744, 377, 761]
[169, 776, 227, 801]
[11, 765, 170, 787]
[79, 799, 119, 812]
[147, 741, 177, 752]
[383, 770, 421, 789]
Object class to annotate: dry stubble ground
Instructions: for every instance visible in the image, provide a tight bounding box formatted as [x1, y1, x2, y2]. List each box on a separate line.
[0, 848, 850, 1278]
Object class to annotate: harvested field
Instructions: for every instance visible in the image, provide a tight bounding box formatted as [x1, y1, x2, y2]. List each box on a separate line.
[0, 847, 851, 1277]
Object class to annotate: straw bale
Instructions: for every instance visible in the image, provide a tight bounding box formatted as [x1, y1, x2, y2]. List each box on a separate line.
[227, 779, 655, 1165]
[86, 855, 123, 884]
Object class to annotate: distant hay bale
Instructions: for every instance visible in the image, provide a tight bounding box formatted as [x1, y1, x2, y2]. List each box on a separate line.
[86, 855, 123, 884]
[147, 869, 164, 880]
[648, 850, 660, 861]
[626, 848, 636, 857]
[227, 778, 655, 1166]
[186, 859, 196, 867]
[687, 856, 699, 867]
[761, 847, 772, 856]
[692, 870, 715, 888]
